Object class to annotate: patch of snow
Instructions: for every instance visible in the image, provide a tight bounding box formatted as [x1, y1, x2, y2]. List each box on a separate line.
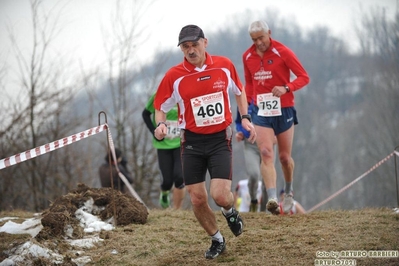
[0, 241, 64, 265]
[67, 236, 104, 248]
[0, 259, 14, 266]
[0, 217, 18, 223]
[0, 218, 43, 237]
[0, 198, 114, 265]
[64, 224, 74, 238]
[75, 199, 114, 233]
[72, 256, 92, 266]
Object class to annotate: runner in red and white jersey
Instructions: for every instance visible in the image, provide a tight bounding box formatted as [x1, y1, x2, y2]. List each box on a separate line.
[242, 20, 309, 216]
[243, 37, 309, 107]
[155, 52, 243, 134]
[153, 25, 256, 260]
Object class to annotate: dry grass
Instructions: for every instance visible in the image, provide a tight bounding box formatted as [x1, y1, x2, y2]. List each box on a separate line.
[1, 208, 399, 265]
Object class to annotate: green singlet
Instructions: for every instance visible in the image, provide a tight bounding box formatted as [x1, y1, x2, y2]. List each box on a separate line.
[145, 93, 181, 150]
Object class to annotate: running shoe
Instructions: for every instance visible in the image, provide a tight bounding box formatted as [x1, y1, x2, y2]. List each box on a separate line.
[205, 237, 226, 259]
[222, 208, 243, 236]
[266, 198, 280, 215]
[159, 191, 170, 209]
[249, 199, 258, 212]
[283, 193, 294, 214]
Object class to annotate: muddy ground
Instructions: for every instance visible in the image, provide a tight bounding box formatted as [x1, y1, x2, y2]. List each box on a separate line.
[36, 183, 148, 241]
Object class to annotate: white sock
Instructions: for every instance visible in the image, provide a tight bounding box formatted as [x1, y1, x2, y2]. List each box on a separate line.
[211, 230, 224, 243]
[221, 207, 233, 216]
[266, 188, 277, 200]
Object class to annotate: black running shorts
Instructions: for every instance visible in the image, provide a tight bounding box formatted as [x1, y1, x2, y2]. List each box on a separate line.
[180, 127, 233, 185]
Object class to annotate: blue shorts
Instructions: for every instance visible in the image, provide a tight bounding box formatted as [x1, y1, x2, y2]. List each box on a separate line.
[180, 127, 233, 185]
[251, 105, 298, 135]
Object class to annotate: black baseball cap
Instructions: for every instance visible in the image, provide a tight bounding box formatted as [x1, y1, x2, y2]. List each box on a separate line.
[177, 25, 205, 46]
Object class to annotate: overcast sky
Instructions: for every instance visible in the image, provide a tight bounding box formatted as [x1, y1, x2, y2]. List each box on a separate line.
[0, 0, 396, 97]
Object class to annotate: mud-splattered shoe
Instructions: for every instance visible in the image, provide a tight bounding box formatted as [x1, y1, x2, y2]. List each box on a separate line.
[266, 198, 280, 215]
[222, 208, 243, 236]
[205, 237, 226, 259]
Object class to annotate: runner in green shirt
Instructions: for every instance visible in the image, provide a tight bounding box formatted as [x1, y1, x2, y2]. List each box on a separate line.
[142, 93, 185, 209]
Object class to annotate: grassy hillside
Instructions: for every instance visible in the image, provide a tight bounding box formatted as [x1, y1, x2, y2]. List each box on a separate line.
[1, 208, 398, 265]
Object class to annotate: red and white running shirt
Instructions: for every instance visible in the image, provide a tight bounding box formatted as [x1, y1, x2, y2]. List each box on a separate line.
[242, 38, 309, 107]
[154, 52, 243, 134]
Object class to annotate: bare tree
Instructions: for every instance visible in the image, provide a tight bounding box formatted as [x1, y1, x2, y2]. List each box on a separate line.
[99, 0, 155, 151]
[349, 5, 399, 207]
[300, 5, 399, 210]
[0, 0, 88, 211]
[80, 0, 168, 207]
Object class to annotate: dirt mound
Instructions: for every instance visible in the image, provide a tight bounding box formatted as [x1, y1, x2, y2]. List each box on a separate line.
[36, 183, 148, 240]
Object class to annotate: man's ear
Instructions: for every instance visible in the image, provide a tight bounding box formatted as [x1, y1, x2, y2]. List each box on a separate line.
[203, 38, 208, 48]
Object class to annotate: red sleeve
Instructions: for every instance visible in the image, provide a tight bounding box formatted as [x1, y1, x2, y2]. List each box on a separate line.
[229, 60, 244, 93]
[154, 69, 175, 111]
[282, 48, 309, 92]
[242, 51, 254, 103]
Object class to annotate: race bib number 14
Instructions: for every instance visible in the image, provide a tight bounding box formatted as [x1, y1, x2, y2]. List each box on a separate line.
[257, 93, 282, 117]
[164, 120, 180, 139]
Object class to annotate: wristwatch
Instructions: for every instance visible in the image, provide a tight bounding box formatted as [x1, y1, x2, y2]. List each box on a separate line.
[284, 85, 290, 93]
[157, 121, 167, 127]
[241, 114, 252, 123]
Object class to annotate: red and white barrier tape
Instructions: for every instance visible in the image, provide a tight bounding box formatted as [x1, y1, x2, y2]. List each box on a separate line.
[0, 122, 148, 209]
[104, 125, 148, 209]
[0, 124, 108, 170]
[306, 151, 398, 213]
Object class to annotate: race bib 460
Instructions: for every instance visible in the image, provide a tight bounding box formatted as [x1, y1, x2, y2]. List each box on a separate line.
[190, 91, 226, 127]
